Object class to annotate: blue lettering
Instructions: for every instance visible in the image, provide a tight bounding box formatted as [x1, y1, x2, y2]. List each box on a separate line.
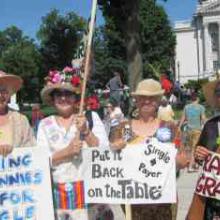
[13, 209, 23, 220]
[25, 206, 35, 219]
[34, 171, 43, 184]
[22, 155, 32, 167]
[23, 190, 35, 203]
[0, 210, 9, 220]
[10, 192, 21, 205]
[0, 193, 8, 205]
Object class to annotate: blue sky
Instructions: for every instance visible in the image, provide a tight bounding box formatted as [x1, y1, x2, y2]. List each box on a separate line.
[0, 0, 197, 40]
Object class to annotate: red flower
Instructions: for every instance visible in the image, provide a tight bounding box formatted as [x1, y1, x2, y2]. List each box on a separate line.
[71, 75, 81, 86]
[87, 96, 100, 110]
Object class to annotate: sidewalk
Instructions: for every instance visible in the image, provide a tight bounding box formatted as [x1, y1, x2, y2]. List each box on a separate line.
[177, 169, 200, 220]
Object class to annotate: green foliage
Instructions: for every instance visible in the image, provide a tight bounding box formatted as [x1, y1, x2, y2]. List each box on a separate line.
[0, 26, 42, 103]
[37, 9, 86, 73]
[97, 0, 176, 85]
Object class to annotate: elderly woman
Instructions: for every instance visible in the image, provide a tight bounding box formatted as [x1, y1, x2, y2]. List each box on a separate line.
[110, 79, 189, 220]
[37, 68, 109, 220]
[187, 79, 220, 220]
[0, 70, 35, 155]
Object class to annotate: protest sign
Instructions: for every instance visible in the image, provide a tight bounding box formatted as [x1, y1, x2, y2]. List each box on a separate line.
[0, 147, 54, 220]
[80, 137, 177, 204]
[196, 152, 220, 200]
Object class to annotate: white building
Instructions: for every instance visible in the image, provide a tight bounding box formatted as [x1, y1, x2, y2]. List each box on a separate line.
[175, 0, 220, 84]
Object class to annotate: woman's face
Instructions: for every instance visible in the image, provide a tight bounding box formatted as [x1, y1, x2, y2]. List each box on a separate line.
[0, 86, 10, 112]
[52, 90, 77, 116]
[136, 95, 160, 116]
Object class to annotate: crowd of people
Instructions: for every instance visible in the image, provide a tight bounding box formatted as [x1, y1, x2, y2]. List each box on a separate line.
[1, 67, 220, 220]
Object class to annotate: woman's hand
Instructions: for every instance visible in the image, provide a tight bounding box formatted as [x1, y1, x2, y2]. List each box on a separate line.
[176, 151, 190, 169]
[0, 144, 13, 157]
[68, 135, 83, 156]
[194, 146, 210, 162]
[75, 114, 88, 133]
[110, 139, 126, 151]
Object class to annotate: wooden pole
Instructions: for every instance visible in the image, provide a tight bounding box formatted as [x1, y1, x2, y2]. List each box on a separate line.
[125, 204, 132, 220]
[79, 0, 97, 114]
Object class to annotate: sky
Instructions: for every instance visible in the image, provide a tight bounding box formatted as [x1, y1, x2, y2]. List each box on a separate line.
[0, 0, 198, 41]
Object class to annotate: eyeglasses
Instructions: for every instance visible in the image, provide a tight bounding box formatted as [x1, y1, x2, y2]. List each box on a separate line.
[52, 91, 76, 99]
[0, 89, 9, 96]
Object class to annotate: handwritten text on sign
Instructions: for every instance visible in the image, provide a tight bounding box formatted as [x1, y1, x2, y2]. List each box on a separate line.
[81, 137, 177, 204]
[196, 153, 220, 200]
[0, 147, 54, 220]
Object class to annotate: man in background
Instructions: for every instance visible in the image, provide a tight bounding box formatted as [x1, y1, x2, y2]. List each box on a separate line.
[106, 72, 123, 106]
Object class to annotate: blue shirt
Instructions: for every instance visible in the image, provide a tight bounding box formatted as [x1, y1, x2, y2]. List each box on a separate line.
[184, 103, 205, 130]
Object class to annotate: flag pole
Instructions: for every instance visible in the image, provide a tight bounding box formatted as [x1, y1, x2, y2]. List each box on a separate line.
[79, 0, 97, 114]
[78, 2, 133, 219]
[125, 204, 132, 220]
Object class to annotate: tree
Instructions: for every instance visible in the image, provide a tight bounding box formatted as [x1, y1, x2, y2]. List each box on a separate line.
[97, 0, 175, 90]
[37, 9, 86, 73]
[0, 26, 42, 103]
[139, 0, 175, 78]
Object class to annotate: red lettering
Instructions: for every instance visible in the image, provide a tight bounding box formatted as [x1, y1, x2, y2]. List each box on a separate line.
[203, 155, 212, 172]
[213, 181, 220, 196]
[202, 177, 216, 196]
[208, 156, 220, 175]
[196, 175, 206, 193]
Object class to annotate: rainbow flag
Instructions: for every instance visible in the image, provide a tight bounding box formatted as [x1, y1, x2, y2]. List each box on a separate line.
[53, 181, 87, 210]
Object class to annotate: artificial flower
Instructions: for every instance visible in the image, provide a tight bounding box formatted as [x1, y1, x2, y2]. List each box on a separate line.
[71, 75, 81, 86]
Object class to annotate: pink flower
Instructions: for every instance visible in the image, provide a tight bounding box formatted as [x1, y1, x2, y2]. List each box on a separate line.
[49, 70, 59, 77]
[51, 72, 62, 83]
[63, 66, 73, 73]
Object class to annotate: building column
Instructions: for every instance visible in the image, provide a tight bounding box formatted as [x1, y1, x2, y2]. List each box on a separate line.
[203, 22, 210, 74]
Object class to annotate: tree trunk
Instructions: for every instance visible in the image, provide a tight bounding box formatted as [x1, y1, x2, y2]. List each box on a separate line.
[125, 0, 143, 92]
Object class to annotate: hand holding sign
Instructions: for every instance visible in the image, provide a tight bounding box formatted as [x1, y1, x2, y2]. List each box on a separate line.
[0, 144, 13, 157]
[195, 146, 210, 161]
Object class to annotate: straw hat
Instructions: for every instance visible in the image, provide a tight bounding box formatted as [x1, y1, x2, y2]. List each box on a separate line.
[132, 79, 164, 96]
[41, 67, 81, 105]
[0, 70, 23, 95]
[203, 79, 220, 108]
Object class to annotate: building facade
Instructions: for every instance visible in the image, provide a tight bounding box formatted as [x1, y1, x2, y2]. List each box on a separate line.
[175, 0, 220, 84]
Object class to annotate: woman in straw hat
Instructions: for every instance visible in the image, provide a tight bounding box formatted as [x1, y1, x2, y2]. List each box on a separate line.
[110, 79, 189, 220]
[187, 79, 220, 220]
[37, 67, 109, 220]
[0, 70, 35, 154]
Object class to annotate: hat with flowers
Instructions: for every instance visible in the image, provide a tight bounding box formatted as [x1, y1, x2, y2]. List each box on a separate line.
[41, 66, 82, 105]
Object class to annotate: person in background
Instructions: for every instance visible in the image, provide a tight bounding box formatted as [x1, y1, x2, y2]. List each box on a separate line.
[187, 79, 220, 220]
[104, 98, 125, 137]
[0, 70, 35, 155]
[31, 103, 44, 135]
[106, 71, 123, 106]
[178, 93, 206, 172]
[110, 79, 189, 220]
[157, 96, 175, 122]
[37, 68, 109, 220]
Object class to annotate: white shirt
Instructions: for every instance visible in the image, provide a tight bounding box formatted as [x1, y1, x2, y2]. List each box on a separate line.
[37, 112, 109, 183]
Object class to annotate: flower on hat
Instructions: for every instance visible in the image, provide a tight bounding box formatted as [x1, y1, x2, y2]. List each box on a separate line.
[45, 66, 82, 89]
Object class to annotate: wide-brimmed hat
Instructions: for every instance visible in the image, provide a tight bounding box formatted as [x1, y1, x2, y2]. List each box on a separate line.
[41, 67, 82, 105]
[0, 70, 23, 95]
[203, 79, 220, 108]
[132, 79, 164, 96]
